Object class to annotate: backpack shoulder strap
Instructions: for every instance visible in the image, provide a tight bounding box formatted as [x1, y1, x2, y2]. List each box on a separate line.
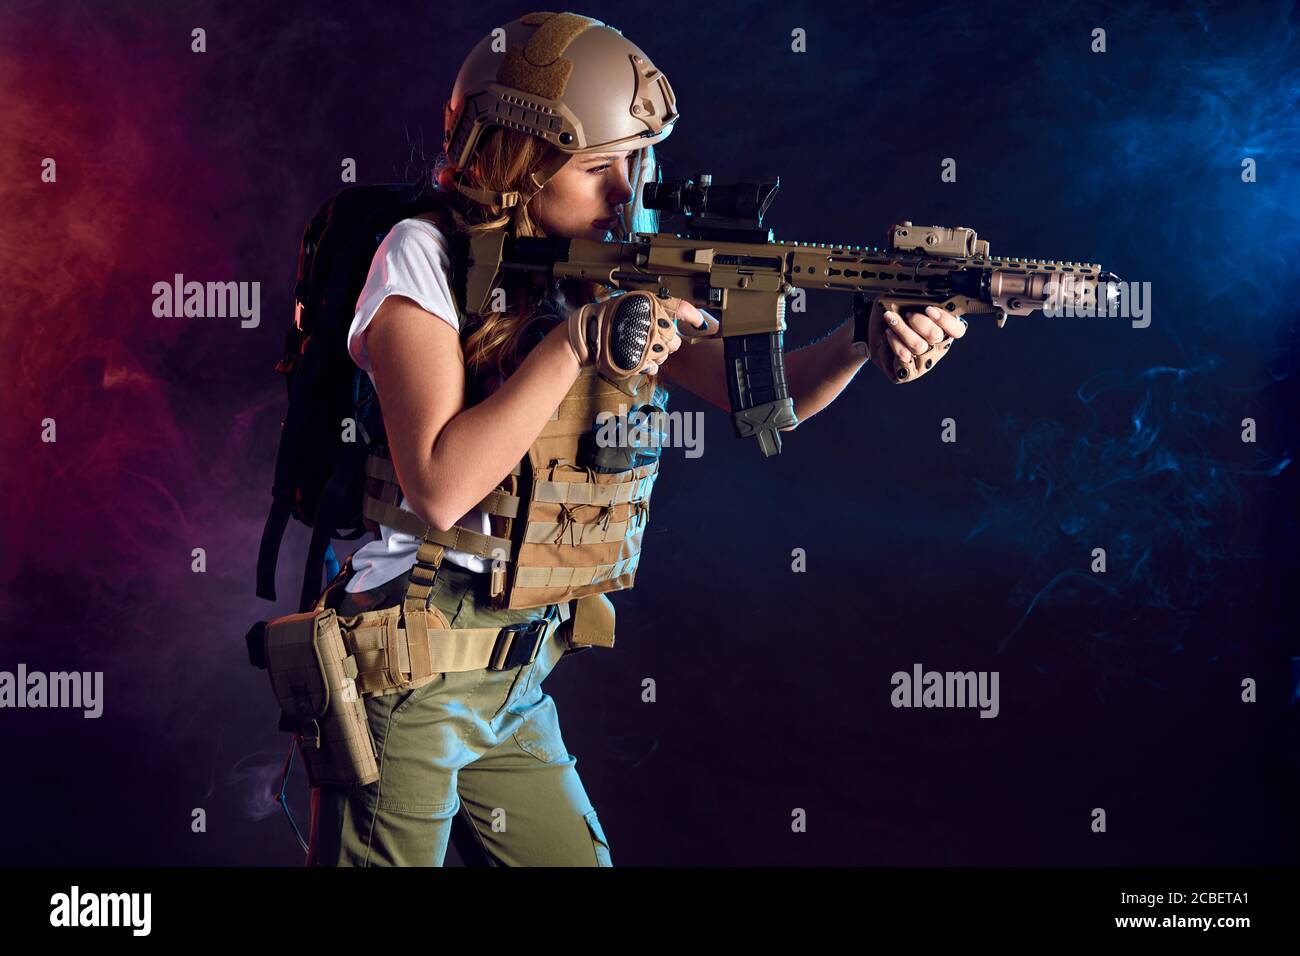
[404, 202, 473, 327]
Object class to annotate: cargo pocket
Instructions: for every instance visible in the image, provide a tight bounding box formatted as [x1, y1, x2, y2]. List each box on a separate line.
[583, 808, 613, 867]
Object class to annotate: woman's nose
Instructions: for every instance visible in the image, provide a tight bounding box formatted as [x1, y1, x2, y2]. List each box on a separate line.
[608, 173, 634, 205]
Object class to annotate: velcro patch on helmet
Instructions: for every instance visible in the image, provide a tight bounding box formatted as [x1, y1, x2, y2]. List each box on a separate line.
[497, 12, 597, 99]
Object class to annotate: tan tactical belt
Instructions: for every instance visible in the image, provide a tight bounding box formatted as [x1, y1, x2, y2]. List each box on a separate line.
[294, 547, 570, 698]
[332, 600, 566, 698]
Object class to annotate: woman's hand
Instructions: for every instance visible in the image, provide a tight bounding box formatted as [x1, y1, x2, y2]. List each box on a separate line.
[567, 292, 715, 379]
[876, 305, 968, 379]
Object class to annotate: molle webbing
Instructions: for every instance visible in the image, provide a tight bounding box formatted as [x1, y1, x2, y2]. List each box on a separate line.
[360, 366, 661, 619]
[506, 368, 658, 609]
[362, 449, 522, 557]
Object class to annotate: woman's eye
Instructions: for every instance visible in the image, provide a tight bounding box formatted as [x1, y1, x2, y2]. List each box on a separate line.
[587, 164, 610, 175]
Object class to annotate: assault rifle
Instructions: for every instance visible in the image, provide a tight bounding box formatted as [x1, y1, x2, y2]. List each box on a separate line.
[465, 174, 1120, 457]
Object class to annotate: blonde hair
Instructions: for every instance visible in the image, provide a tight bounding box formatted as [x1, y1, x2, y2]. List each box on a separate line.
[433, 127, 662, 398]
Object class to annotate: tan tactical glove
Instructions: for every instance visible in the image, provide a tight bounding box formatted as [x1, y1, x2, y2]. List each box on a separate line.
[565, 291, 689, 381]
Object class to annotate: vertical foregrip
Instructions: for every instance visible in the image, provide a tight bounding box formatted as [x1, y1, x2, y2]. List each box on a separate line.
[724, 333, 798, 457]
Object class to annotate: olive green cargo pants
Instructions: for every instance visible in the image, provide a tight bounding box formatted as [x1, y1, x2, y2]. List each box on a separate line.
[305, 561, 612, 867]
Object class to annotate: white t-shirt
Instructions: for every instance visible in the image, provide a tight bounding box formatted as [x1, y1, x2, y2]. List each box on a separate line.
[344, 217, 492, 592]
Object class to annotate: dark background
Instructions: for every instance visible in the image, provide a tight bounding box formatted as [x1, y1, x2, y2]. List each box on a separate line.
[1, 0, 1296, 865]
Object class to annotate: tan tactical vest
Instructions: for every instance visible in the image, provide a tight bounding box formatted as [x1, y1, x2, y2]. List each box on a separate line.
[358, 210, 666, 650]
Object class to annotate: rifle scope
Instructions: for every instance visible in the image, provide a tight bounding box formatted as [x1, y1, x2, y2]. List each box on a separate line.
[643, 174, 780, 224]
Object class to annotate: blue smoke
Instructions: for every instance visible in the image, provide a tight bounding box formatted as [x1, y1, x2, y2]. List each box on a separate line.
[1014, 1, 1300, 324]
[966, 351, 1290, 654]
[957, 2, 1299, 662]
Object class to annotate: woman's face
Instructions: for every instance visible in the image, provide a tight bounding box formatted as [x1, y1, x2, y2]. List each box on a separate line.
[529, 148, 638, 240]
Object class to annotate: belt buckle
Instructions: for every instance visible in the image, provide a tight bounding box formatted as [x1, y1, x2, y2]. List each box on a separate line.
[410, 556, 441, 591]
[488, 617, 548, 671]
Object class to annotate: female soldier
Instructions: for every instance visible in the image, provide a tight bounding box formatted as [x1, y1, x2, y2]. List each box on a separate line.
[305, 11, 966, 867]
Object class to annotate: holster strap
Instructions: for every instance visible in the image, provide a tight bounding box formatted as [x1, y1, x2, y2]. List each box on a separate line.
[342, 604, 567, 697]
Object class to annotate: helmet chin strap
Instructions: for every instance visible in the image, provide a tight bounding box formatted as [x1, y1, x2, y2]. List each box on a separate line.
[450, 149, 570, 211]
[449, 171, 522, 208]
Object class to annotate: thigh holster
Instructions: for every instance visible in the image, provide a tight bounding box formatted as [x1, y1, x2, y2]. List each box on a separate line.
[245, 571, 570, 790]
[257, 607, 379, 788]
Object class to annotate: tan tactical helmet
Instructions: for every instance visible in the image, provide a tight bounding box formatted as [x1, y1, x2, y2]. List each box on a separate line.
[443, 11, 679, 209]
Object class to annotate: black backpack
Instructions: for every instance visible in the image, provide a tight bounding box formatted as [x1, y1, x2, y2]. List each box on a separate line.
[255, 182, 469, 612]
